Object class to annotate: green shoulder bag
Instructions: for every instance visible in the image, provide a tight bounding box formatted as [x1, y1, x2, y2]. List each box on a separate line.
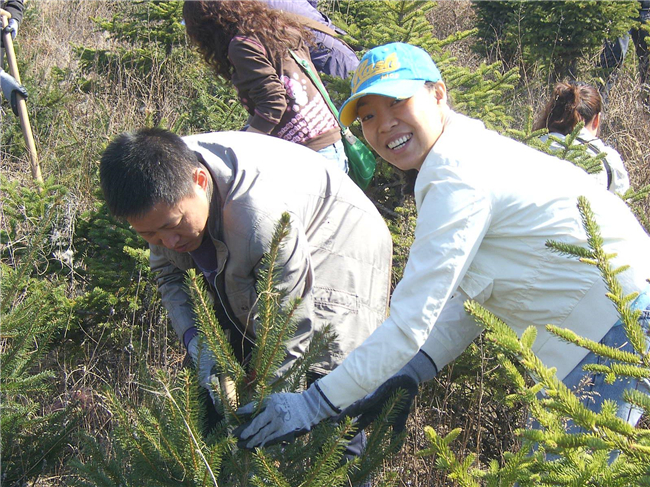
[290, 50, 376, 190]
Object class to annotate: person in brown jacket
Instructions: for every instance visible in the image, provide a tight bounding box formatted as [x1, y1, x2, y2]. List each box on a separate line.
[183, 0, 348, 173]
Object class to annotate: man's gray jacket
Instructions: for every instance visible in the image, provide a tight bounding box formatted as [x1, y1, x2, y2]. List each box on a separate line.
[149, 132, 392, 375]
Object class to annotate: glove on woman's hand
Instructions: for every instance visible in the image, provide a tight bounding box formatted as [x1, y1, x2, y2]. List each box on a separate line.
[233, 382, 339, 449]
[334, 350, 437, 434]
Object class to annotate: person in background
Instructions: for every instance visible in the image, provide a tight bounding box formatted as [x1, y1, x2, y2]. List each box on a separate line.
[1, 0, 22, 42]
[261, 0, 359, 80]
[597, 1, 649, 107]
[535, 80, 630, 194]
[99, 127, 392, 466]
[234, 42, 650, 449]
[183, 0, 348, 173]
[1, 0, 24, 114]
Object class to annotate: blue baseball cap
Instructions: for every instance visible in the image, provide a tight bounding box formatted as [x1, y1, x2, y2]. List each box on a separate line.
[339, 43, 442, 127]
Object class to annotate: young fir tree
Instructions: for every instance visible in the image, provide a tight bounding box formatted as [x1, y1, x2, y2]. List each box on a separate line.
[74, 0, 247, 134]
[418, 197, 650, 486]
[71, 214, 408, 487]
[1, 270, 78, 486]
[473, 1, 639, 81]
[1, 179, 79, 486]
[72, 198, 165, 351]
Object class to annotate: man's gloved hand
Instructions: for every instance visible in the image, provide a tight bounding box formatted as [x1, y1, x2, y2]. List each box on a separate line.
[187, 335, 221, 409]
[335, 350, 437, 435]
[5, 18, 19, 39]
[1, 18, 18, 47]
[233, 382, 339, 449]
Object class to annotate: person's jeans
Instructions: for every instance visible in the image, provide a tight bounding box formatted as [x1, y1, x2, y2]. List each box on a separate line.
[561, 290, 650, 428]
[317, 139, 348, 174]
[526, 290, 650, 470]
[631, 25, 649, 88]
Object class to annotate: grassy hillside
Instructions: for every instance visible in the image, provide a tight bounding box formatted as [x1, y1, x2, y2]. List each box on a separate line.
[1, 1, 649, 485]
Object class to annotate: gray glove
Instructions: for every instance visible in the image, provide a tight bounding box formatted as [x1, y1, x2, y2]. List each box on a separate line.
[187, 335, 221, 408]
[233, 382, 339, 449]
[334, 350, 437, 435]
[0, 68, 27, 116]
[5, 18, 18, 39]
[397, 349, 438, 385]
[1, 18, 18, 48]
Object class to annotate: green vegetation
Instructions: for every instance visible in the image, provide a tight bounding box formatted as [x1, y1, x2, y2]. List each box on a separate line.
[1, 1, 649, 485]
[422, 197, 650, 485]
[70, 216, 406, 487]
[473, 1, 639, 80]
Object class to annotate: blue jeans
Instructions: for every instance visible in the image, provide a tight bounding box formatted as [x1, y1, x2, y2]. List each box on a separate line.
[562, 290, 650, 427]
[317, 139, 348, 174]
[526, 291, 650, 470]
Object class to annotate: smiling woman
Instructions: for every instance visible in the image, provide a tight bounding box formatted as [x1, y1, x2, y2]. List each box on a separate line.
[233, 42, 650, 450]
[356, 86, 447, 172]
[339, 43, 448, 172]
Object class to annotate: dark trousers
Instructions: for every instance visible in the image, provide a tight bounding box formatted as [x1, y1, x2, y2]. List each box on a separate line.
[598, 25, 650, 105]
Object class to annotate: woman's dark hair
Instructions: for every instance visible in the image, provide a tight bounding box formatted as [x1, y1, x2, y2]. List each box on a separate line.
[100, 128, 201, 219]
[534, 81, 602, 135]
[183, 0, 312, 80]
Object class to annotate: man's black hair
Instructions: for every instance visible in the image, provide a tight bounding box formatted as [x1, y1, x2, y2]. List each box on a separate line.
[100, 127, 201, 219]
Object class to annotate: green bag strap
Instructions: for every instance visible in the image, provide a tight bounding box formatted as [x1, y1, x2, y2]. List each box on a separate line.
[289, 49, 344, 130]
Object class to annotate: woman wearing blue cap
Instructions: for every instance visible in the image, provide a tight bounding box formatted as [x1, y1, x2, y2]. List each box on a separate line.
[234, 42, 650, 449]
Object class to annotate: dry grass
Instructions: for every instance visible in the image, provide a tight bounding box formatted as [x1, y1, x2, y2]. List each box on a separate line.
[383, 337, 528, 485]
[2, 1, 649, 486]
[429, 0, 480, 69]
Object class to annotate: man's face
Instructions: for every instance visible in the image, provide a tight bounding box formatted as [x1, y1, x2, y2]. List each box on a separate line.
[127, 169, 210, 253]
[357, 82, 448, 172]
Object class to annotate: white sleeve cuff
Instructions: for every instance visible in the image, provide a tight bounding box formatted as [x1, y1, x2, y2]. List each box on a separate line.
[318, 317, 421, 409]
[420, 289, 482, 370]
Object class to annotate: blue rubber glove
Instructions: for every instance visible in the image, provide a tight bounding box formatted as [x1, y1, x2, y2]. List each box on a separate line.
[1, 18, 18, 46]
[335, 350, 437, 435]
[0, 68, 27, 116]
[6, 18, 18, 39]
[187, 335, 221, 409]
[233, 382, 339, 449]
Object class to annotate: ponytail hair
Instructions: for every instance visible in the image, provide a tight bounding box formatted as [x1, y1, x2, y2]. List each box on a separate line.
[534, 81, 602, 135]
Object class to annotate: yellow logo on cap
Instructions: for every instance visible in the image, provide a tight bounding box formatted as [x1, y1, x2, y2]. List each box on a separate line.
[351, 53, 400, 93]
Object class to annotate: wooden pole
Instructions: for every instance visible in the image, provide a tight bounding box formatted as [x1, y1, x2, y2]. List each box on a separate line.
[1, 8, 43, 184]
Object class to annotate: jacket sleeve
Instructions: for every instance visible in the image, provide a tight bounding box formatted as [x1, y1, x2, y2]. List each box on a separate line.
[418, 288, 482, 370]
[3, 0, 24, 23]
[228, 36, 288, 134]
[319, 160, 493, 409]
[149, 245, 197, 349]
